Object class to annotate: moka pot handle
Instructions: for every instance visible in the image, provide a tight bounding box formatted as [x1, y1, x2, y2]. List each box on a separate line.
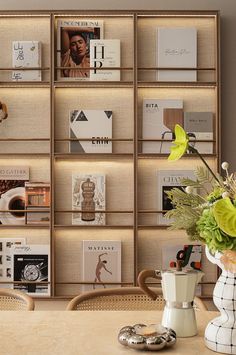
[138, 269, 162, 300]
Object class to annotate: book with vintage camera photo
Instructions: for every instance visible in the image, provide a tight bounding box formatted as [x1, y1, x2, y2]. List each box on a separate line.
[69, 109, 112, 153]
[82, 240, 121, 291]
[156, 27, 197, 82]
[0, 238, 26, 288]
[12, 41, 42, 81]
[142, 99, 183, 154]
[157, 170, 195, 225]
[57, 19, 104, 81]
[25, 182, 50, 225]
[72, 174, 106, 225]
[90, 39, 120, 81]
[0, 166, 29, 225]
[12, 244, 50, 297]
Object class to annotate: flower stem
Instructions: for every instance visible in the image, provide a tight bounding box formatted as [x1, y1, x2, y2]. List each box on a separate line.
[188, 145, 222, 186]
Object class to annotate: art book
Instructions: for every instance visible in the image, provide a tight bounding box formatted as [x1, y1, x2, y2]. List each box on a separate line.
[12, 244, 50, 297]
[142, 99, 183, 154]
[12, 41, 42, 81]
[157, 170, 195, 225]
[72, 174, 106, 225]
[184, 112, 214, 154]
[90, 39, 120, 81]
[25, 182, 50, 225]
[156, 27, 197, 82]
[162, 244, 202, 295]
[0, 238, 25, 288]
[0, 166, 29, 225]
[82, 240, 121, 291]
[69, 110, 112, 153]
[57, 19, 103, 81]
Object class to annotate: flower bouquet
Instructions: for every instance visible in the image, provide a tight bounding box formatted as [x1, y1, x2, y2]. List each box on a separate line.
[166, 124, 236, 354]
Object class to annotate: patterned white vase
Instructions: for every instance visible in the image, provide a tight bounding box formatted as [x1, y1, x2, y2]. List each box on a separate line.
[205, 246, 236, 354]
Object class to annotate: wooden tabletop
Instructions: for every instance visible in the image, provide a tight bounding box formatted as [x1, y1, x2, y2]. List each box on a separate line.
[0, 310, 222, 355]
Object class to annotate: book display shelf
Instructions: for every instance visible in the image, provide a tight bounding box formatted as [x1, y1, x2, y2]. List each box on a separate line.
[0, 10, 220, 299]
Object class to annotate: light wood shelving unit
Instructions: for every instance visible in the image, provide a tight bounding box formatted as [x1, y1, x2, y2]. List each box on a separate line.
[0, 10, 220, 298]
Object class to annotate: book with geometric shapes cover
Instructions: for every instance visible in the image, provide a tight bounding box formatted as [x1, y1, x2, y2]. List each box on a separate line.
[57, 19, 103, 81]
[157, 170, 195, 225]
[82, 240, 121, 291]
[142, 99, 183, 154]
[12, 244, 50, 297]
[72, 174, 105, 225]
[0, 166, 29, 225]
[0, 238, 25, 288]
[12, 41, 42, 81]
[157, 27, 197, 82]
[69, 110, 112, 153]
[90, 39, 120, 81]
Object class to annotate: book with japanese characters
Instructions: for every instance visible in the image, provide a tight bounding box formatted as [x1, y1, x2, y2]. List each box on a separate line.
[142, 99, 183, 153]
[82, 240, 121, 291]
[157, 170, 195, 225]
[57, 19, 103, 81]
[69, 110, 112, 153]
[184, 112, 214, 154]
[157, 27, 197, 82]
[72, 174, 106, 225]
[0, 166, 29, 225]
[90, 39, 120, 81]
[12, 41, 42, 81]
[12, 244, 50, 297]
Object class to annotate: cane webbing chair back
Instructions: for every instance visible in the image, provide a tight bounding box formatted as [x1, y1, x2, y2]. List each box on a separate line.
[67, 287, 165, 311]
[0, 288, 35, 311]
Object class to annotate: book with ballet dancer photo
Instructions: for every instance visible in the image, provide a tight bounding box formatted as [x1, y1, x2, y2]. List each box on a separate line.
[82, 240, 121, 291]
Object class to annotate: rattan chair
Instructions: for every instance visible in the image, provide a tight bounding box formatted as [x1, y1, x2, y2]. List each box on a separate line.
[66, 287, 207, 311]
[0, 288, 35, 311]
[66, 287, 165, 311]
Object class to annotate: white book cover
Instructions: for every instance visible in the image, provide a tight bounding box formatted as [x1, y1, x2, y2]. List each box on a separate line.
[157, 170, 195, 225]
[12, 244, 50, 297]
[162, 244, 202, 295]
[142, 99, 183, 153]
[0, 166, 29, 225]
[184, 112, 214, 154]
[82, 240, 121, 291]
[0, 238, 25, 288]
[72, 174, 105, 225]
[57, 19, 103, 81]
[157, 27, 197, 82]
[12, 41, 42, 81]
[90, 39, 120, 81]
[69, 110, 112, 153]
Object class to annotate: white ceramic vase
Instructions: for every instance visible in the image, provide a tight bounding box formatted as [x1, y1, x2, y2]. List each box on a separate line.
[205, 246, 236, 354]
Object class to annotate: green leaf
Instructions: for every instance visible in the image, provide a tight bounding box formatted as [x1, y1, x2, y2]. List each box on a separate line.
[213, 197, 236, 237]
[168, 124, 189, 161]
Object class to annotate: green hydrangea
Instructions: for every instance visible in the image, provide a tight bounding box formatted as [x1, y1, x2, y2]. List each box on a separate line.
[196, 208, 236, 252]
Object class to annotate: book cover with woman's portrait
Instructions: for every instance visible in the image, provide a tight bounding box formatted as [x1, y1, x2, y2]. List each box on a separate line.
[57, 19, 103, 81]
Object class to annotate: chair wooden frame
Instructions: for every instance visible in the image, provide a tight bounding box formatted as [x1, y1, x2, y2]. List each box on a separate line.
[67, 287, 207, 311]
[66, 287, 165, 311]
[0, 288, 35, 311]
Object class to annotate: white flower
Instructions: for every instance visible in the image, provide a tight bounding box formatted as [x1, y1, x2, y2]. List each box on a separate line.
[221, 162, 229, 170]
[185, 186, 194, 194]
[222, 191, 230, 199]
